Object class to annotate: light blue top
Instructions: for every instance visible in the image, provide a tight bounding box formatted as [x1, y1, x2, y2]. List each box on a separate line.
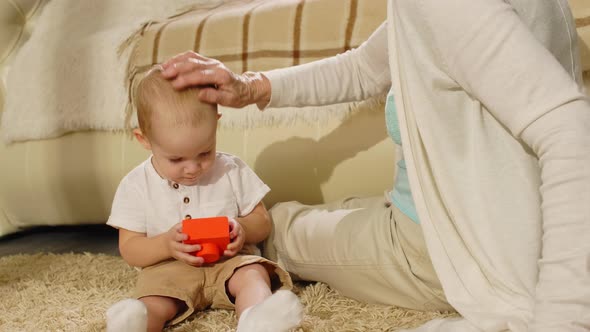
[384, 91, 420, 224]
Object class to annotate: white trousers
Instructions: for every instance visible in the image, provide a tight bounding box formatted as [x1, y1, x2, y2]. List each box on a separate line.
[265, 196, 453, 311]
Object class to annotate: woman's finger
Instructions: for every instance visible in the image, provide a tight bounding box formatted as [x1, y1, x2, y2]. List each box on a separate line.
[162, 51, 194, 68]
[197, 87, 223, 104]
[162, 51, 208, 70]
[162, 57, 219, 83]
[169, 67, 229, 92]
[165, 57, 212, 75]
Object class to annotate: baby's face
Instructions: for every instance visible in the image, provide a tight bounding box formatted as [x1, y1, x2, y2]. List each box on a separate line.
[148, 118, 218, 186]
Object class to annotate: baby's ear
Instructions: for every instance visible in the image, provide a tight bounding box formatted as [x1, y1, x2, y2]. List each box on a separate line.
[133, 128, 152, 150]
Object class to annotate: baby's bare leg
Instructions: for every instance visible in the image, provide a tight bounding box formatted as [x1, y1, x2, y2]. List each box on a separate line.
[228, 264, 302, 332]
[227, 263, 271, 317]
[140, 295, 184, 332]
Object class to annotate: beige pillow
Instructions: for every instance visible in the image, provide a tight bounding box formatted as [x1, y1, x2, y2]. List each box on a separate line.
[0, 0, 46, 114]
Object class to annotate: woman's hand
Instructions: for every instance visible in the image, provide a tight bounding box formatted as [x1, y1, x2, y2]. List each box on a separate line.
[224, 218, 246, 257]
[165, 222, 204, 266]
[160, 51, 271, 108]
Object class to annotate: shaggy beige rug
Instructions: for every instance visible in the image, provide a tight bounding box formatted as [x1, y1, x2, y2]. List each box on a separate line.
[0, 254, 457, 331]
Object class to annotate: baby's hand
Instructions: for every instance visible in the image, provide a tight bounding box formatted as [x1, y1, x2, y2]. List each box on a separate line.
[166, 222, 205, 266]
[224, 218, 245, 257]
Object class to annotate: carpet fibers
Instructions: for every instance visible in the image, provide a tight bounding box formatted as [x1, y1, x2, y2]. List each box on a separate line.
[0, 254, 457, 331]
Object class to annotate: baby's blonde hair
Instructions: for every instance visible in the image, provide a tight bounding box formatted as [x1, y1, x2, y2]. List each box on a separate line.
[133, 66, 218, 138]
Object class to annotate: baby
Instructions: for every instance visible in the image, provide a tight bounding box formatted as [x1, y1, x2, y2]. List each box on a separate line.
[105, 67, 302, 332]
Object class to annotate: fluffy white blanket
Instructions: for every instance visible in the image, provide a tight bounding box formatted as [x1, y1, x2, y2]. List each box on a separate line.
[0, 0, 221, 143]
[0, 0, 379, 144]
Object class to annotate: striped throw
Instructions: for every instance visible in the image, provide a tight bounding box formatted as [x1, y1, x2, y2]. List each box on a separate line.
[124, 0, 590, 129]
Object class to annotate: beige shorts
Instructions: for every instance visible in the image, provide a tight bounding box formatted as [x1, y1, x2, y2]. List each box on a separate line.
[134, 255, 292, 325]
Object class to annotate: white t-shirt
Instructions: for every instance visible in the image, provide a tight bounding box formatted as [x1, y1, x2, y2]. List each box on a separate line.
[107, 152, 270, 238]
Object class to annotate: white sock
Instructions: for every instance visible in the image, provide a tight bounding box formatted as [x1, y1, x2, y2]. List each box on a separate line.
[236, 290, 303, 332]
[106, 298, 148, 332]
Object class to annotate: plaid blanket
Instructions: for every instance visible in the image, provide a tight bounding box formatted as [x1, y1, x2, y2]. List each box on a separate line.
[124, 0, 388, 130]
[128, 0, 590, 79]
[124, 0, 590, 129]
[128, 0, 386, 74]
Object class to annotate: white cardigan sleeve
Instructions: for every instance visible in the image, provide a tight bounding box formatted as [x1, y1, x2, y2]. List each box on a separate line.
[421, 0, 590, 329]
[264, 22, 391, 108]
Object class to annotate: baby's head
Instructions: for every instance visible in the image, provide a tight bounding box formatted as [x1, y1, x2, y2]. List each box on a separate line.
[133, 66, 220, 186]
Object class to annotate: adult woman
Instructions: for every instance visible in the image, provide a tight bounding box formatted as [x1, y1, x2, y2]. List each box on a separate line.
[160, 0, 590, 330]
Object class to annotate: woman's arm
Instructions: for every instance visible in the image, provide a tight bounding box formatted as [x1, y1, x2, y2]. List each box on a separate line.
[263, 22, 391, 108]
[422, 0, 590, 329]
[161, 22, 391, 109]
[520, 100, 590, 330]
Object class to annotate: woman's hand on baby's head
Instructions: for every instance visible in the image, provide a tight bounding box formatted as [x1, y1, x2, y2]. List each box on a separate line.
[166, 222, 205, 266]
[161, 52, 219, 88]
[224, 218, 245, 257]
[160, 51, 265, 108]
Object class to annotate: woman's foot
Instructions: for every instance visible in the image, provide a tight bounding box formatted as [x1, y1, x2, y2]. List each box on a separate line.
[106, 298, 148, 332]
[237, 290, 303, 332]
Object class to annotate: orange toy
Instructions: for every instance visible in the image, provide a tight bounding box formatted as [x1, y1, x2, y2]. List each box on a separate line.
[182, 216, 230, 263]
